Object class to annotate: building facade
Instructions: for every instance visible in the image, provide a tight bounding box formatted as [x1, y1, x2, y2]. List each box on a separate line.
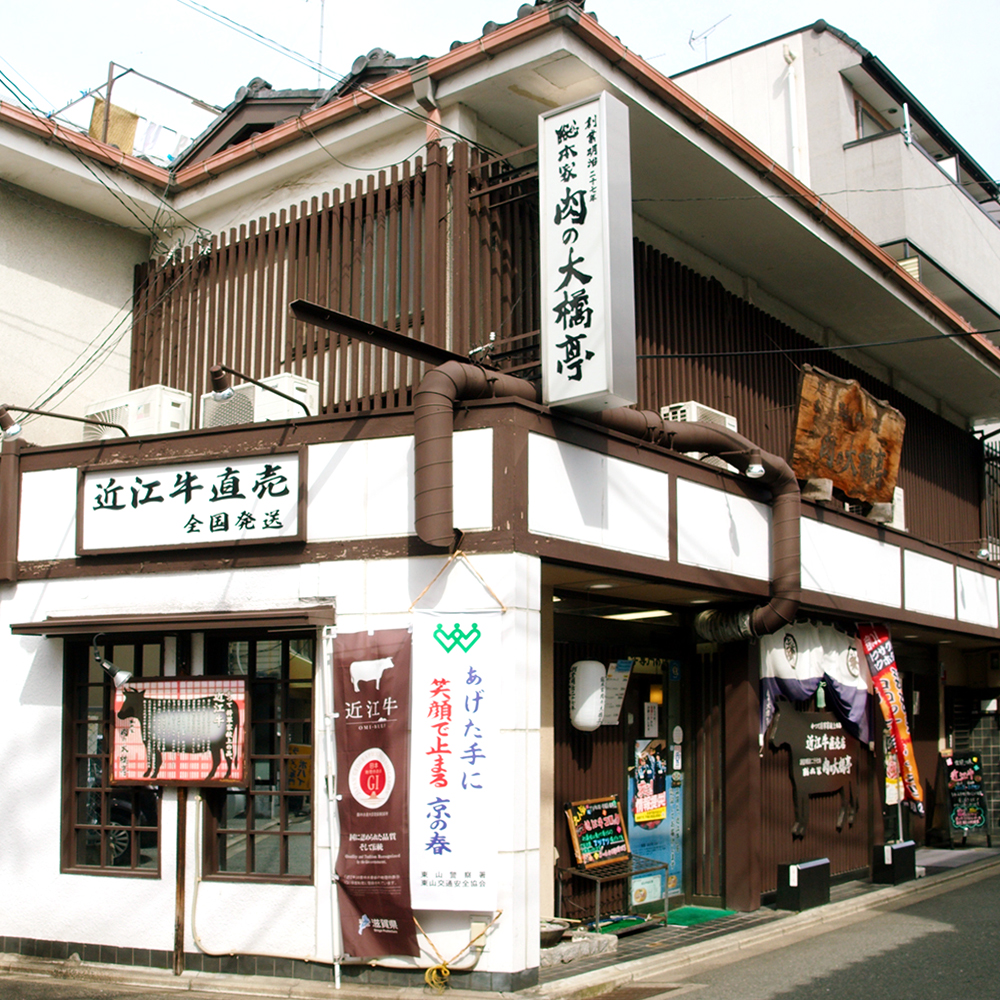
[3, 2, 1000, 989]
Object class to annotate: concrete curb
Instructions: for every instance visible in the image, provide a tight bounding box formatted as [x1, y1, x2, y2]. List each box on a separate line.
[4, 857, 1000, 999]
[522, 856, 1000, 998]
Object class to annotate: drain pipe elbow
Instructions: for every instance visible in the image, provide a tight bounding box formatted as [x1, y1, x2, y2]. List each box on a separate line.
[589, 409, 801, 641]
[414, 362, 540, 548]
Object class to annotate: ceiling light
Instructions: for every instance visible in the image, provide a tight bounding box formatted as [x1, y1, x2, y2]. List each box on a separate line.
[601, 609, 673, 621]
[588, 583, 614, 590]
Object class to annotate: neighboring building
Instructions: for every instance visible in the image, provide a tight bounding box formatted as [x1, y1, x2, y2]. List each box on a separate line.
[0, 108, 155, 444]
[673, 19, 1000, 366]
[4, 2, 1000, 990]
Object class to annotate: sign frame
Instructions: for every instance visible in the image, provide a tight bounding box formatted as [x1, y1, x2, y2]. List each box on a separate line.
[110, 676, 249, 787]
[539, 90, 636, 411]
[565, 794, 630, 869]
[77, 446, 307, 555]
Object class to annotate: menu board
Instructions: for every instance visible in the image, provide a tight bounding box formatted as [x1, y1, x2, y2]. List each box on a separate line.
[565, 795, 630, 868]
[945, 753, 988, 830]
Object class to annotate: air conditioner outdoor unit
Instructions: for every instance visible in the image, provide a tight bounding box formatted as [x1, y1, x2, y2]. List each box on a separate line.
[83, 385, 192, 441]
[660, 400, 739, 472]
[199, 373, 320, 428]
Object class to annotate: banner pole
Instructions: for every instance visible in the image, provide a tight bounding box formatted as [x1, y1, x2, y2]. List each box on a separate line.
[321, 626, 343, 987]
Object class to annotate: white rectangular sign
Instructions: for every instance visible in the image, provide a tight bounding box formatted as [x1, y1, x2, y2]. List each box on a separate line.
[78, 451, 303, 553]
[602, 659, 633, 725]
[539, 91, 636, 411]
[409, 611, 499, 911]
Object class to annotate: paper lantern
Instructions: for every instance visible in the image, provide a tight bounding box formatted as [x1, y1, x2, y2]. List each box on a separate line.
[569, 660, 606, 731]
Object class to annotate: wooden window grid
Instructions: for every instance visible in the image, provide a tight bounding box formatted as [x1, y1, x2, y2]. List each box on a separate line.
[201, 634, 315, 883]
[62, 639, 162, 875]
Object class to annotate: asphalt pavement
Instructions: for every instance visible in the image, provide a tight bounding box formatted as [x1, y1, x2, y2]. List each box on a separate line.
[2, 848, 999, 1000]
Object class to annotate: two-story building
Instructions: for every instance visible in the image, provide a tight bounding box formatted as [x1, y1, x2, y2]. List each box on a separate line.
[3, 2, 1000, 990]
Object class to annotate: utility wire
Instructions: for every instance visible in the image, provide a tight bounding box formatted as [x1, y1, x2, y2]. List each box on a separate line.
[173, 0, 501, 157]
[637, 327, 1000, 359]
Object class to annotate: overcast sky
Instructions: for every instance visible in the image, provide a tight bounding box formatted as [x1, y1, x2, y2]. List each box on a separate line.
[2, 0, 996, 182]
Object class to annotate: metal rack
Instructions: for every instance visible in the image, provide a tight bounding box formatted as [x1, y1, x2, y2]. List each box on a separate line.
[557, 854, 669, 929]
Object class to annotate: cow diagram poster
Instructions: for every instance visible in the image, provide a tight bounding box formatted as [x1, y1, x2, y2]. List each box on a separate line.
[333, 629, 418, 959]
[409, 611, 500, 911]
[111, 678, 247, 786]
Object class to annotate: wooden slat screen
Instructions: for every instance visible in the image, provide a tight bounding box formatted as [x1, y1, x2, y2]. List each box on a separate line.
[131, 141, 987, 548]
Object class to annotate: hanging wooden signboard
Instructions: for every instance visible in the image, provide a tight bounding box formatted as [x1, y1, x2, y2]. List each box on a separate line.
[790, 365, 905, 503]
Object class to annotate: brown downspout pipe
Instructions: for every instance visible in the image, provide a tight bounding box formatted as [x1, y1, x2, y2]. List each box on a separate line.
[586, 408, 800, 641]
[412, 366, 799, 640]
[414, 361, 541, 548]
[0, 439, 21, 582]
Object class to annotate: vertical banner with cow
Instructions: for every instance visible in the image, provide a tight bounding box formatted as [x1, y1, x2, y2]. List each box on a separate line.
[858, 623, 925, 815]
[409, 611, 500, 911]
[333, 629, 418, 958]
[111, 678, 247, 785]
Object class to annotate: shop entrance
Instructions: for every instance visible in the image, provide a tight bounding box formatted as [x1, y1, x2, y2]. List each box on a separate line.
[550, 601, 723, 922]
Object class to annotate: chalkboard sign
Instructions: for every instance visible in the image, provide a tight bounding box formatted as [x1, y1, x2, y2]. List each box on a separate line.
[945, 753, 988, 831]
[565, 795, 630, 868]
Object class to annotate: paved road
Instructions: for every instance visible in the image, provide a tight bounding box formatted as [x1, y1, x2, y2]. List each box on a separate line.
[640, 867, 1000, 999]
[3, 867, 999, 1000]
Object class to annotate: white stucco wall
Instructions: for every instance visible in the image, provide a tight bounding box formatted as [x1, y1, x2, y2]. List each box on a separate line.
[0, 550, 541, 975]
[0, 183, 148, 447]
[673, 33, 812, 187]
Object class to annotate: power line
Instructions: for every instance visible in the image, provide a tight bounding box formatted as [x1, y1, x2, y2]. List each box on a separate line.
[637, 327, 1000, 360]
[173, 0, 501, 157]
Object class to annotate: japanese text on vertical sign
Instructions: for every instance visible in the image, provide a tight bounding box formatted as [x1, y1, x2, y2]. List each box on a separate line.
[550, 112, 598, 382]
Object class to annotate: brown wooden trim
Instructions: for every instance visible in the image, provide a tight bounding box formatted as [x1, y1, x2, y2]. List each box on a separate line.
[11, 605, 334, 636]
[0, 439, 21, 581]
[723, 643, 762, 910]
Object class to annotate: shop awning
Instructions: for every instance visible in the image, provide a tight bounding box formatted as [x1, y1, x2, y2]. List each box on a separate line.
[10, 605, 335, 637]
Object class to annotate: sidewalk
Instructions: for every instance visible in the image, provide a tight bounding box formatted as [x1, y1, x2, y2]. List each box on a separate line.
[3, 848, 999, 999]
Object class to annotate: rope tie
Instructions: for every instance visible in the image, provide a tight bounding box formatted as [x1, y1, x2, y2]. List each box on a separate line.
[413, 911, 502, 993]
[407, 551, 508, 614]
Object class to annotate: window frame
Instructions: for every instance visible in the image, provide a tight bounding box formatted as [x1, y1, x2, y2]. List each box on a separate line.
[61, 637, 163, 876]
[200, 631, 316, 884]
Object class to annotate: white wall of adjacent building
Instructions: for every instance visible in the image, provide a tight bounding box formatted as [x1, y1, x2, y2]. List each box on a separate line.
[0, 182, 148, 447]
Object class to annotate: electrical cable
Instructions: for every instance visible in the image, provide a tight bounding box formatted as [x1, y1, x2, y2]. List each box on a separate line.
[173, 0, 501, 157]
[637, 326, 1000, 360]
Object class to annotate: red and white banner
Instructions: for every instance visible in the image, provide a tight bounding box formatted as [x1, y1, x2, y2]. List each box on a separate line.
[858, 624, 924, 815]
[334, 629, 418, 958]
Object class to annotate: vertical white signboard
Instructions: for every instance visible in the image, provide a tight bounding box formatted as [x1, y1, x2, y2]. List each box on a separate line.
[539, 91, 636, 411]
[409, 611, 499, 911]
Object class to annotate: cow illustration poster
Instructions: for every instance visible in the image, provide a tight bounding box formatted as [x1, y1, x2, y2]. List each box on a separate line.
[111, 678, 247, 786]
[333, 629, 418, 959]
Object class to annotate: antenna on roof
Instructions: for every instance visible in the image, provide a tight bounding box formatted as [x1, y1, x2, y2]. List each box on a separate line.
[689, 14, 731, 63]
[317, 0, 326, 88]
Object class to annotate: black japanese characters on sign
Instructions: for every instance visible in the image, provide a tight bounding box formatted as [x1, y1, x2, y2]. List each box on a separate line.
[550, 113, 598, 384]
[768, 709, 857, 838]
[946, 753, 988, 830]
[79, 451, 304, 554]
[565, 795, 630, 868]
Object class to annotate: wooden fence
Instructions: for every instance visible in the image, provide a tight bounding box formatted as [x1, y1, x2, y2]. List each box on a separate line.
[131, 142, 540, 418]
